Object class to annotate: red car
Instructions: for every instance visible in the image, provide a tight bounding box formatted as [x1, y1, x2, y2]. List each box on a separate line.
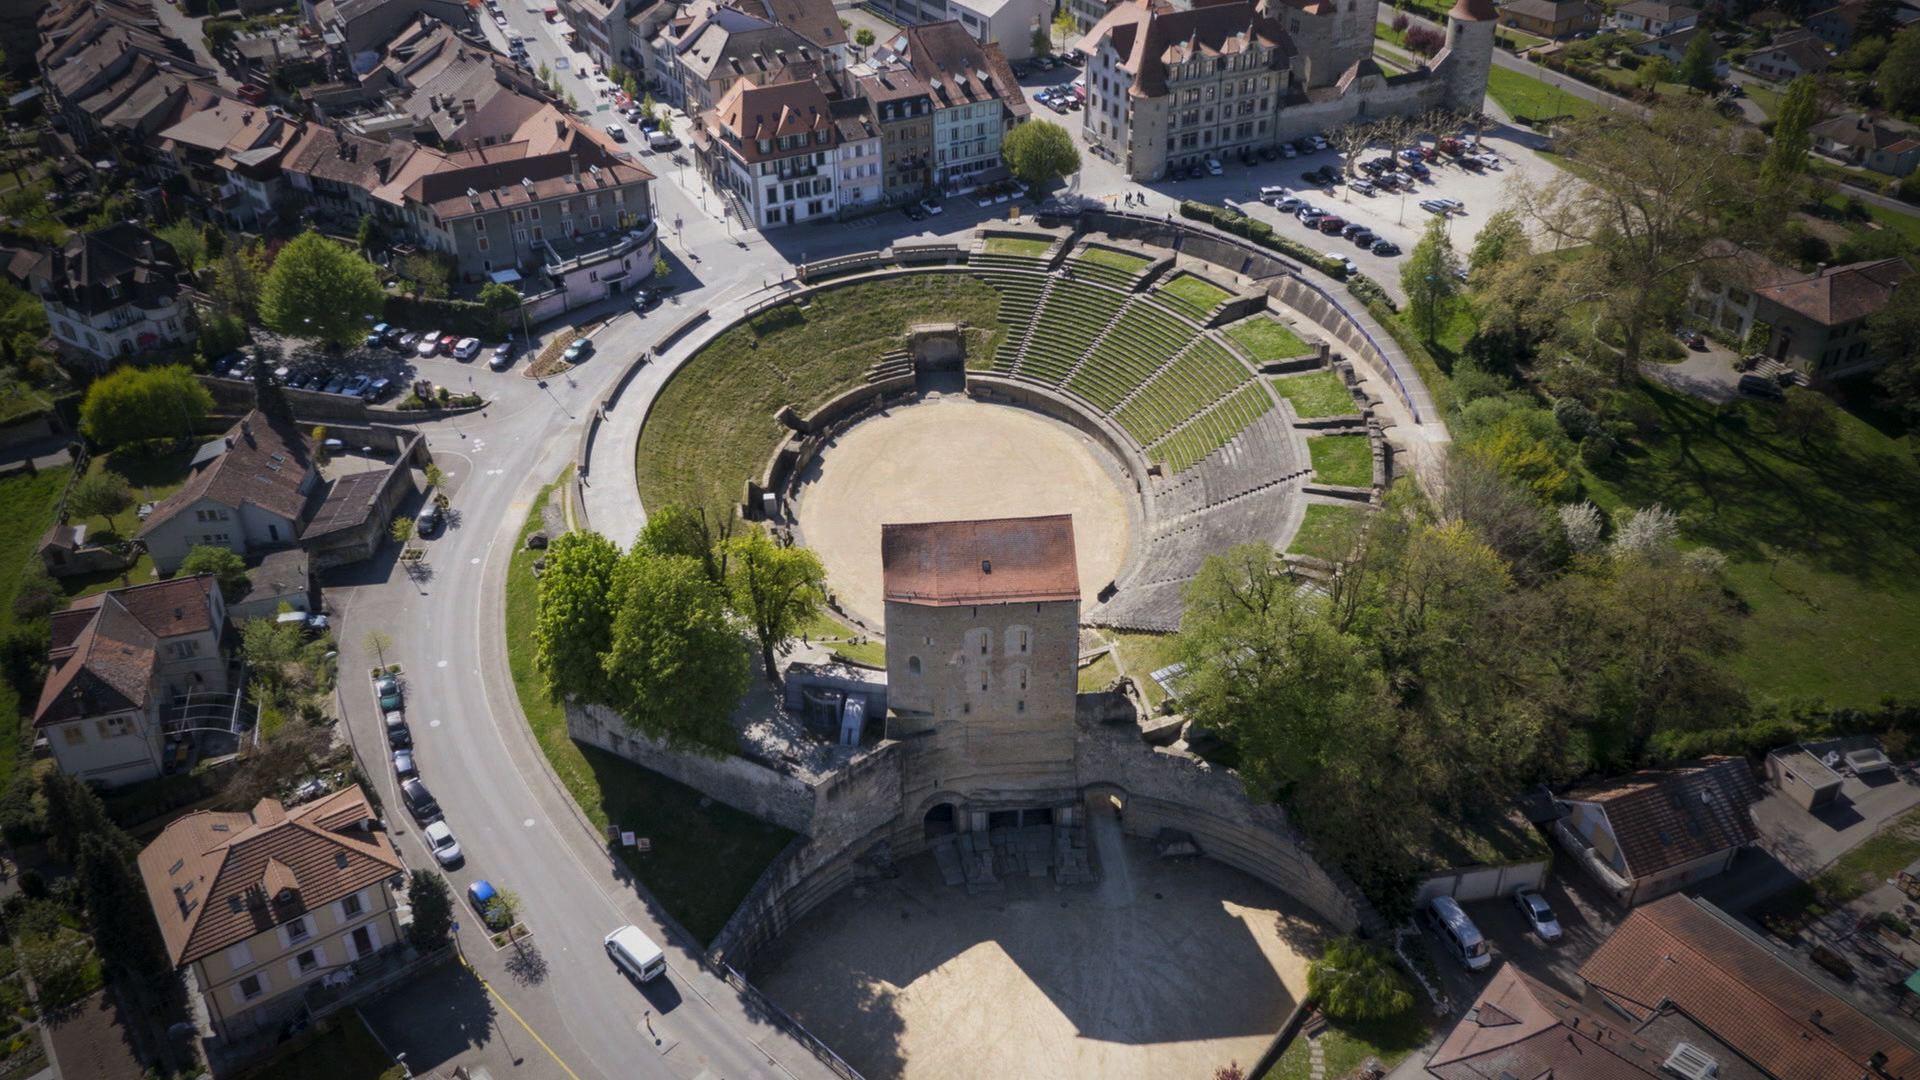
[439, 333, 458, 354]
[1317, 215, 1346, 233]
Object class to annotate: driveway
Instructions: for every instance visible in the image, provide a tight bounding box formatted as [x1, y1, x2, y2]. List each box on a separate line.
[1641, 342, 1741, 404]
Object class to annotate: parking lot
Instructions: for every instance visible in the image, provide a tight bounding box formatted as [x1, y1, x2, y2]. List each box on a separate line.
[1413, 872, 1621, 1008]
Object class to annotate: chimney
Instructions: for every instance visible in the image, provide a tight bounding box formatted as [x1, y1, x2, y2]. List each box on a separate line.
[240, 418, 252, 440]
[570, 153, 580, 181]
[463, 97, 477, 113]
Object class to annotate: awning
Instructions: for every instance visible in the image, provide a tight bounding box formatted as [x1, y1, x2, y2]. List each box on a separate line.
[489, 269, 523, 285]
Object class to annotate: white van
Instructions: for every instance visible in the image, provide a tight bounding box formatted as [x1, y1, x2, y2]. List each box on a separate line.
[605, 925, 667, 982]
[1428, 895, 1492, 971]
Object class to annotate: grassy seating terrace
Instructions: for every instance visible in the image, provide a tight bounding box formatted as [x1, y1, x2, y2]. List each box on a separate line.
[1072, 246, 1152, 289]
[1273, 370, 1357, 418]
[1114, 339, 1252, 447]
[1157, 273, 1233, 320]
[982, 235, 1056, 259]
[1020, 278, 1125, 385]
[1308, 434, 1374, 487]
[1152, 382, 1276, 473]
[1226, 315, 1312, 362]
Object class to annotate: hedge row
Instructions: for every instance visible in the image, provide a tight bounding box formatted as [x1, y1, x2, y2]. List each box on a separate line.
[382, 294, 509, 339]
[1178, 200, 1352, 280]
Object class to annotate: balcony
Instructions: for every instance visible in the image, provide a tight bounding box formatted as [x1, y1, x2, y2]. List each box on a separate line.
[538, 219, 659, 276]
[773, 161, 821, 182]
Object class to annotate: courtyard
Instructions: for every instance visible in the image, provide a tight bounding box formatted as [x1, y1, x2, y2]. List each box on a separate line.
[791, 395, 1137, 628]
[751, 814, 1325, 1080]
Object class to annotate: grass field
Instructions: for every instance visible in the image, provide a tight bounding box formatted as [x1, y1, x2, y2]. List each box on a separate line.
[1225, 316, 1310, 362]
[1288, 503, 1367, 561]
[1273, 371, 1357, 418]
[252, 1012, 399, 1080]
[1308, 434, 1374, 487]
[72, 447, 194, 543]
[1076, 246, 1151, 275]
[505, 470, 793, 943]
[801, 610, 885, 668]
[1581, 382, 1920, 706]
[1486, 66, 1604, 122]
[1107, 632, 1182, 709]
[636, 275, 1005, 521]
[1158, 273, 1233, 315]
[0, 467, 74, 786]
[1077, 652, 1120, 692]
[1271, 1008, 1432, 1080]
[984, 235, 1055, 258]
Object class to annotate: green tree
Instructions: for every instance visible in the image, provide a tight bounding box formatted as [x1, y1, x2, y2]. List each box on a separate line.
[534, 530, 623, 704]
[1001, 120, 1081, 189]
[639, 92, 657, 124]
[602, 551, 748, 753]
[181, 545, 250, 602]
[355, 213, 386, 253]
[726, 526, 826, 679]
[364, 629, 394, 668]
[209, 242, 269, 321]
[76, 833, 169, 978]
[68, 470, 133, 535]
[398, 251, 452, 300]
[1052, 9, 1076, 48]
[1678, 33, 1717, 90]
[40, 772, 116, 864]
[855, 27, 876, 47]
[79, 364, 212, 447]
[1307, 938, 1414, 1021]
[260, 231, 384, 348]
[654, 254, 671, 280]
[1880, 27, 1920, 114]
[390, 517, 414, 546]
[486, 887, 523, 934]
[1030, 26, 1048, 57]
[1871, 275, 1920, 421]
[1468, 208, 1529, 278]
[1774, 388, 1839, 448]
[155, 220, 205, 269]
[1763, 77, 1821, 191]
[1636, 56, 1673, 91]
[637, 503, 728, 581]
[406, 870, 454, 950]
[1400, 216, 1461, 342]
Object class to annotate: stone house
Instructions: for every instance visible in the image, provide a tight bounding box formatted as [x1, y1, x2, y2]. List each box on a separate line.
[1811, 112, 1920, 177]
[1606, 0, 1697, 36]
[1496, 0, 1601, 39]
[26, 223, 188, 370]
[831, 98, 884, 213]
[650, 0, 846, 112]
[1741, 30, 1831, 81]
[857, 67, 935, 200]
[873, 21, 1030, 191]
[699, 76, 842, 229]
[32, 575, 228, 788]
[1550, 757, 1760, 907]
[35, 0, 218, 151]
[227, 549, 314, 623]
[1632, 26, 1728, 77]
[1691, 241, 1913, 381]
[136, 786, 405, 1042]
[137, 412, 320, 574]
[1807, 0, 1920, 52]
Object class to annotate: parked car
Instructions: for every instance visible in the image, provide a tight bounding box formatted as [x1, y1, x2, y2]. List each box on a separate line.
[453, 337, 482, 361]
[1739, 372, 1786, 400]
[400, 777, 441, 823]
[1340, 221, 1369, 239]
[438, 333, 458, 354]
[605, 925, 668, 982]
[632, 288, 661, 314]
[920, 198, 944, 216]
[1419, 199, 1450, 215]
[606, 123, 627, 141]
[1324, 252, 1357, 276]
[1513, 887, 1563, 942]
[1273, 196, 1302, 212]
[384, 710, 411, 749]
[417, 504, 442, 537]
[1205, 157, 1223, 176]
[1260, 145, 1278, 162]
[1428, 895, 1492, 971]
[1432, 197, 1464, 212]
[469, 880, 511, 929]
[563, 337, 593, 363]
[1280, 143, 1297, 159]
[1677, 328, 1706, 350]
[340, 375, 371, 398]
[1258, 184, 1290, 203]
[1349, 229, 1376, 247]
[490, 344, 515, 370]
[364, 377, 391, 402]
[397, 331, 421, 351]
[1316, 215, 1346, 233]
[416, 332, 444, 357]
[1370, 239, 1401, 256]
[646, 130, 679, 152]
[392, 747, 417, 779]
[1351, 179, 1376, 196]
[423, 821, 464, 867]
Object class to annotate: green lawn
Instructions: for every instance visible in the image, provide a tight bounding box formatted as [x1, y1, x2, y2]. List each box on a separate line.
[1288, 503, 1368, 561]
[1158, 272, 1233, 316]
[801, 610, 885, 668]
[636, 275, 1005, 521]
[1225, 316, 1311, 362]
[983, 235, 1055, 258]
[1580, 382, 1920, 706]
[1076, 246, 1151, 275]
[1816, 189, 1920, 248]
[1743, 83, 1783, 121]
[1308, 434, 1373, 487]
[1271, 1010, 1433, 1080]
[73, 446, 195, 543]
[1077, 652, 1120, 692]
[1108, 632, 1181, 709]
[506, 470, 793, 944]
[1486, 66, 1604, 122]
[0, 468, 74, 786]
[1273, 371, 1357, 418]
[1816, 806, 1920, 903]
[251, 1011, 400, 1080]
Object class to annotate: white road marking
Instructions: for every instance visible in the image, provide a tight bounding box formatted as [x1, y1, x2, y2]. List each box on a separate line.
[524, 818, 536, 828]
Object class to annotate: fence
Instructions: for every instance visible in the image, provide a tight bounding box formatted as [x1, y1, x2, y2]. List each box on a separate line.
[714, 963, 866, 1080]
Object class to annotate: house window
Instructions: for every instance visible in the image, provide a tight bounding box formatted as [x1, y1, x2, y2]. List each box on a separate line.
[907, 656, 922, 675]
[61, 726, 85, 746]
[237, 974, 265, 1002]
[475, 217, 486, 233]
[294, 949, 320, 975]
[589, 215, 601, 229]
[477, 237, 490, 253]
[95, 716, 132, 738]
[171, 640, 199, 659]
[351, 925, 375, 957]
[226, 941, 252, 968]
[285, 917, 310, 944]
[341, 891, 365, 919]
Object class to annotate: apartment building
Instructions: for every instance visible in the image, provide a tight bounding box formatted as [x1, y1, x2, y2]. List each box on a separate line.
[650, 0, 847, 109]
[832, 98, 884, 212]
[699, 76, 840, 228]
[867, 0, 1053, 61]
[37, 0, 219, 150]
[137, 412, 321, 573]
[872, 22, 1028, 190]
[857, 67, 934, 199]
[137, 786, 406, 1041]
[26, 223, 188, 368]
[153, 99, 299, 230]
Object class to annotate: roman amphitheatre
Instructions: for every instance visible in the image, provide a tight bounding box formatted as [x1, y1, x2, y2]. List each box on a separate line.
[624, 222, 1430, 1078]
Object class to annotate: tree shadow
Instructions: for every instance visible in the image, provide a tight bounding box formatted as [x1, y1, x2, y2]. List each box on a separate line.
[503, 941, 549, 986]
[358, 958, 499, 1075]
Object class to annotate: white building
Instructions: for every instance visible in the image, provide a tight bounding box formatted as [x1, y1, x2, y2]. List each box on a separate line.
[27, 223, 188, 370]
[872, 22, 1030, 191]
[698, 76, 840, 228]
[832, 100, 884, 212]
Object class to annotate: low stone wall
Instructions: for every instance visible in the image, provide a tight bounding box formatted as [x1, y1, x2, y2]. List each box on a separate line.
[745, 374, 919, 519]
[200, 375, 370, 426]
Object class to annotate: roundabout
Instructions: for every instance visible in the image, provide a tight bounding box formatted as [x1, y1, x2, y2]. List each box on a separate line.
[791, 395, 1137, 629]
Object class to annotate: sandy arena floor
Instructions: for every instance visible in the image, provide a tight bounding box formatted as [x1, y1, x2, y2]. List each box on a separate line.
[750, 816, 1323, 1080]
[791, 395, 1136, 628]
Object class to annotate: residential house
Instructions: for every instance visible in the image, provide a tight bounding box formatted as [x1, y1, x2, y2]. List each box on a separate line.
[1811, 112, 1920, 177]
[558, 0, 652, 70]
[857, 66, 935, 199]
[319, 15, 554, 146]
[650, 0, 847, 111]
[698, 76, 840, 228]
[36, 0, 219, 151]
[153, 99, 300, 230]
[831, 97, 884, 212]
[1496, 0, 1602, 39]
[32, 575, 227, 788]
[278, 123, 422, 230]
[868, 0, 1052, 61]
[1807, 0, 1920, 52]
[1607, 0, 1697, 36]
[26, 222, 187, 368]
[302, 0, 475, 77]
[137, 786, 406, 1041]
[1692, 241, 1913, 380]
[873, 21, 1028, 190]
[1550, 757, 1760, 907]
[1633, 25, 1727, 77]
[1742, 30, 1831, 80]
[1577, 894, 1920, 1078]
[137, 412, 321, 574]
[227, 549, 314, 623]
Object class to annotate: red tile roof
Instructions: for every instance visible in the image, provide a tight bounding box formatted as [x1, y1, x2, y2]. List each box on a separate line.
[1080, 0, 1290, 98]
[1754, 257, 1911, 326]
[137, 786, 403, 967]
[882, 515, 1079, 606]
[707, 76, 837, 163]
[1579, 895, 1920, 1080]
[33, 576, 220, 729]
[138, 411, 314, 538]
[1563, 757, 1759, 879]
[1429, 965, 1658, 1079]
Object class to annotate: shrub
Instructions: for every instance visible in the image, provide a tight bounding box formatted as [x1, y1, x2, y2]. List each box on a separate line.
[1406, 25, 1446, 55]
[1552, 396, 1597, 440]
[1578, 433, 1616, 467]
[1348, 274, 1394, 310]
[1177, 201, 1350, 278]
[1308, 937, 1414, 1020]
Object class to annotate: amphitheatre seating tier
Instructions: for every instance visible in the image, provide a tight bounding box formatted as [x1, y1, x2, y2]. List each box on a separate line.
[1068, 249, 1150, 290]
[1017, 278, 1126, 385]
[974, 270, 1050, 370]
[1150, 383, 1277, 474]
[1153, 410, 1304, 512]
[1067, 301, 1205, 412]
[1111, 337, 1251, 447]
[1090, 486, 1297, 632]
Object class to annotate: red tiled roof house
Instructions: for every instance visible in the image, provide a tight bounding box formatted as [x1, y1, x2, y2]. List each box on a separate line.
[1550, 757, 1760, 907]
[135, 411, 319, 574]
